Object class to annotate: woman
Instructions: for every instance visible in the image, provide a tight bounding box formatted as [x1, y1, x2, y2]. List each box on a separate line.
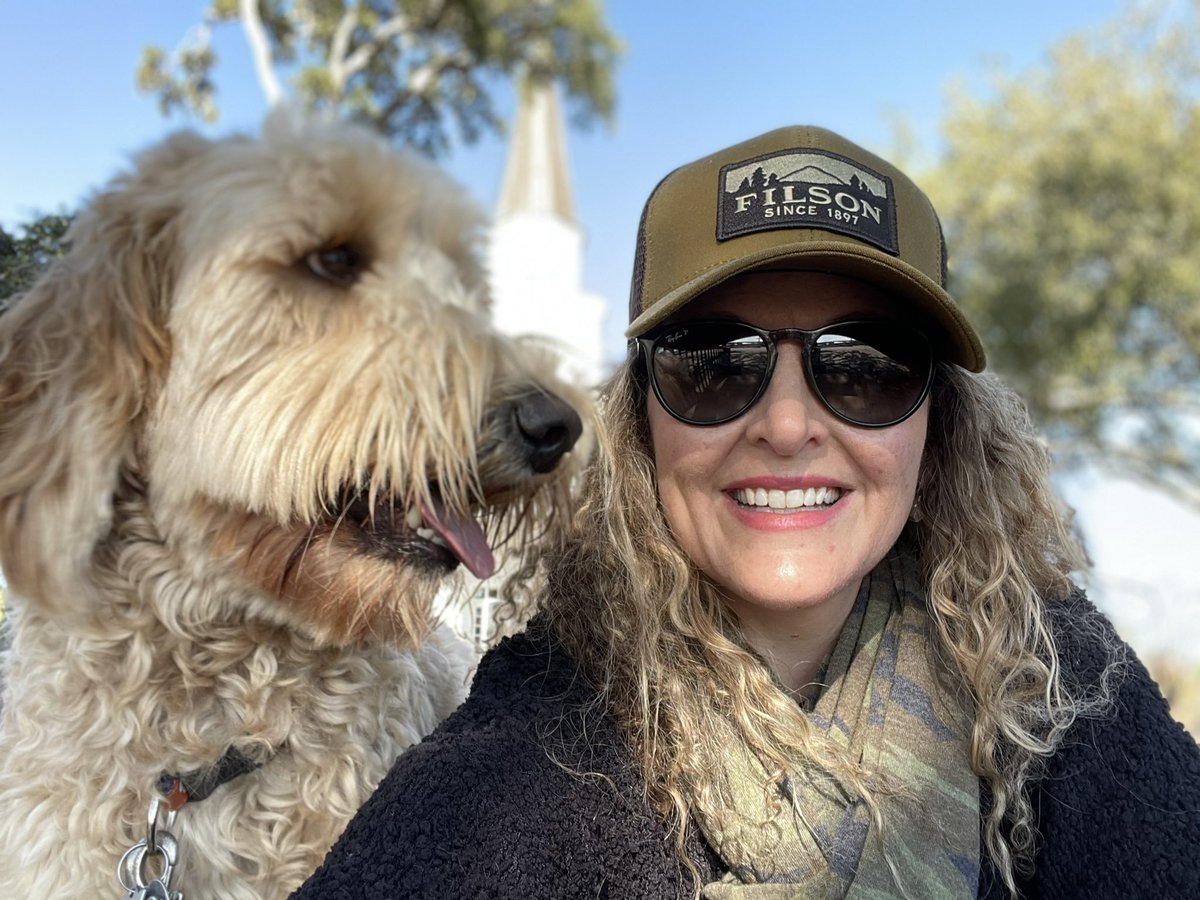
[294, 127, 1200, 899]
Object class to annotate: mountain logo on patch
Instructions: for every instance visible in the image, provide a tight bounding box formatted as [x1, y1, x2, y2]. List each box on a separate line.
[716, 148, 898, 255]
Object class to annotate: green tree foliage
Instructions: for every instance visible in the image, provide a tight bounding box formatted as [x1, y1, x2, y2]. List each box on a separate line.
[136, 0, 620, 156]
[927, 1, 1200, 507]
[0, 214, 72, 306]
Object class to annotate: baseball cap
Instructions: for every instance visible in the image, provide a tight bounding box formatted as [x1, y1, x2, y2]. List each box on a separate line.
[625, 125, 985, 371]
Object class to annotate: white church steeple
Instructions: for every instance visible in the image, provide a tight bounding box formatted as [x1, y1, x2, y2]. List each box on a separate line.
[488, 79, 607, 387]
[496, 79, 576, 224]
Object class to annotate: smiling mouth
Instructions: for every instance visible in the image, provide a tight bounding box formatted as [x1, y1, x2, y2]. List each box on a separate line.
[335, 487, 496, 578]
[731, 486, 843, 512]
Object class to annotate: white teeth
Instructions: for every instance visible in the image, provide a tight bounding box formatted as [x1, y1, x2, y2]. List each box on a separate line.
[734, 486, 842, 510]
[406, 507, 423, 529]
[416, 527, 447, 548]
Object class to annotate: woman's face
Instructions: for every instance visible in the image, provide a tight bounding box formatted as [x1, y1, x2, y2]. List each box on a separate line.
[647, 271, 928, 620]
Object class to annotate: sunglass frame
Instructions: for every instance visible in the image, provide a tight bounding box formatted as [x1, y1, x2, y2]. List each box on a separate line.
[634, 318, 935, 429]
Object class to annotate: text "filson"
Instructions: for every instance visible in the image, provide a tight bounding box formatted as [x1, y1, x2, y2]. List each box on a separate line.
[733, 185, 883, 224]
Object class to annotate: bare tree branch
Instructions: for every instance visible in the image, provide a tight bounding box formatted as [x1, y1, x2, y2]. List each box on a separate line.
[408, 48, 472, 97]
[327, 2, 361, 98]
[375, 52, 473, 128]
[337, 13, 422, 96]
[240, 0, 283, 105]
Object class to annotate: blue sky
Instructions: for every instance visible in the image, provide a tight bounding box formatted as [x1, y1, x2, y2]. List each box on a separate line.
[2, 0, 1133, 352]
[3, 0, 1197, 659]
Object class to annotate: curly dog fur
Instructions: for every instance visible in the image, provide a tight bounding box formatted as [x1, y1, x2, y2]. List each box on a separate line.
[0, 113, 588, 897]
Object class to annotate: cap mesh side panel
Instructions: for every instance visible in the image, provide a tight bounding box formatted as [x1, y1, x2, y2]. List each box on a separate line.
[936, 213, 949, 288]
[627, 167, 679, 326]
[628, 197, 650, 324]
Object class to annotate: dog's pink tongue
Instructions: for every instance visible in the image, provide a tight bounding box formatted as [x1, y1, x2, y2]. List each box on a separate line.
[421, 497, 495, 579]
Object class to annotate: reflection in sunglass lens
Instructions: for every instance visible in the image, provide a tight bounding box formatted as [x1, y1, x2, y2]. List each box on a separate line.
[646, 319, 931, 427]
[651, 322, 768, 423]
[811, 324, 928, 425]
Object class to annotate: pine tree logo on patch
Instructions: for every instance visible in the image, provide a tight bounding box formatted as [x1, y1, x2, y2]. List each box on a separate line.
[716, 148, 899, 254]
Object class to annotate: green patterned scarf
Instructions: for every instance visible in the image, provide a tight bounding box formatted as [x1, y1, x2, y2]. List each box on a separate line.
[696, 547, 980, 899]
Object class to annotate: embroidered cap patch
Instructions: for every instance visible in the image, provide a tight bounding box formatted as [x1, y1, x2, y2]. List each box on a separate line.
[716, 148, 898, 255]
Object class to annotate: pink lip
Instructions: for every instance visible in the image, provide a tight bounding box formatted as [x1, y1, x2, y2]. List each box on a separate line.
[723, 476, 849, 532]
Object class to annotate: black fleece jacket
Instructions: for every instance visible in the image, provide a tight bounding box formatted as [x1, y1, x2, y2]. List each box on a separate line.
[292, 594, 1200, 899]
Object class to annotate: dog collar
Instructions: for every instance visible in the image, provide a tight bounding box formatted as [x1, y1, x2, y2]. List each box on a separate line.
[117, 748, 268, 895]
[156, 746, 264, 810]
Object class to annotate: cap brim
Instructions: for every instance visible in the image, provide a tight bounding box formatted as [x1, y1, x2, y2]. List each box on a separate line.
[626, 240, 985, 372]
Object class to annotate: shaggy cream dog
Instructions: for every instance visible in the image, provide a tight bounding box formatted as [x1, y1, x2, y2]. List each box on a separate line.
[0, 114, 586, 898]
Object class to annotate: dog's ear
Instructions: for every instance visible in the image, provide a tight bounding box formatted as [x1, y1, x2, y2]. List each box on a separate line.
[0, 131, 210, 615]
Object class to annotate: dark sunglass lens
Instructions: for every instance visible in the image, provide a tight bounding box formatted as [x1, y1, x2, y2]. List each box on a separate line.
[810, 324, 930, 424]
[651, 322, 770, 423]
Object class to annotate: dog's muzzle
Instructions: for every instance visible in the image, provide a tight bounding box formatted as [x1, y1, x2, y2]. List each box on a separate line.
[332, 389, 582, 582]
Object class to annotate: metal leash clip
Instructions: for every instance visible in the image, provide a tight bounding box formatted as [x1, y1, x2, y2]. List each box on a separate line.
[117, 797, 184, 899]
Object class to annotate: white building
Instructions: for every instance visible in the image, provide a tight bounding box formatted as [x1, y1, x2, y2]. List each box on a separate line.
[488, 79, 607, 388]
[445, 79, 607, 649]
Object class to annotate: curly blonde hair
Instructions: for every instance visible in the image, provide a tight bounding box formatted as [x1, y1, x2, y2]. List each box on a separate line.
[540, 357, 1120, 897]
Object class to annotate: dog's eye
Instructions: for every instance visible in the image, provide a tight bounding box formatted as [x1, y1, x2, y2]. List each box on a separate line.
[305, 244, 365, 287]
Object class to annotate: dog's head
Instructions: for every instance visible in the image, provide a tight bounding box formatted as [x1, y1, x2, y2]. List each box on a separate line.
[0, 113, 590, 645]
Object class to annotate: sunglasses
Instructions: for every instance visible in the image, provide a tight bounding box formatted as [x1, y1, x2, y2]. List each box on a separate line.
[635, 318, 934, 428]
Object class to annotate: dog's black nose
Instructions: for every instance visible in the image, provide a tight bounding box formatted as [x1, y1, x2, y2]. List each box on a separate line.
[511, 391, 583, 474]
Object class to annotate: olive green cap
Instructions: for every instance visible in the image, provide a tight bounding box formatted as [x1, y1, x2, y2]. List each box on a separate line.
[626, 125, 985, 371]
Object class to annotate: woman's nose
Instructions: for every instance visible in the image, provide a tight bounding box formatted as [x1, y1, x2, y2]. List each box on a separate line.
[742, 344, 829, 454]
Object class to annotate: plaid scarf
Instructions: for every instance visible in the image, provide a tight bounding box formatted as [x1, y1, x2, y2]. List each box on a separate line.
[696, 547, 980, 899]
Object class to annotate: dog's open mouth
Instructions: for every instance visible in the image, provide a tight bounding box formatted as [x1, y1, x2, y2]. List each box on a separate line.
[336, 487, 496, 579]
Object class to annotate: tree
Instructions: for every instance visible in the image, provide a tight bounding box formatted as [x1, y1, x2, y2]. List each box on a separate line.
[136, 0, 620, 157]
[0, 214, 73, 306]
[926, 1, 1200, 508]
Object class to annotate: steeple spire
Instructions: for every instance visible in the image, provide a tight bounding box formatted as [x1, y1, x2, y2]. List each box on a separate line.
[488, 75, 605, 389]
[496, 79, 576, 224]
